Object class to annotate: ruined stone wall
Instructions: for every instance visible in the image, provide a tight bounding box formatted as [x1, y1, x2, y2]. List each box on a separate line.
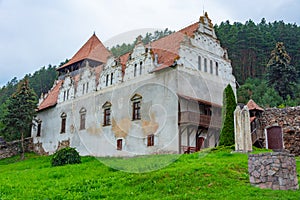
[0, 137, 33, 159]
[261, 106, 300, 155]
[248, 152, 298, 190]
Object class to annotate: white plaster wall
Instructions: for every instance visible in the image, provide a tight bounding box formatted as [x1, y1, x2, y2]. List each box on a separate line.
[34, 69, 179, 156]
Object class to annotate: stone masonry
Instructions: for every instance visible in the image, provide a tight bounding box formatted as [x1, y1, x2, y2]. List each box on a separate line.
[261, 106, 300, 155]
[248, 152, 298, 190]
[0, 137, 33, 159]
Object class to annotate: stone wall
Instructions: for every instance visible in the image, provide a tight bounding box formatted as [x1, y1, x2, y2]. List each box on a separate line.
[261, 106, 300, 155]
[0, 137, 33, 159]
[248, 152, 298, 190]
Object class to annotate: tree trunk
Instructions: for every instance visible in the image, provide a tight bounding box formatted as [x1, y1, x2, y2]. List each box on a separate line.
[20, 132, 25, 160]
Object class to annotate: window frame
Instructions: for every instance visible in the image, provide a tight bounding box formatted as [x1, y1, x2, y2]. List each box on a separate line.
[37, 120, 42, 137]
[60, 112, 67, 133]
[131, 94, 142, 121]
[79, 108, 86, 130]
[204, 58, 207, 72]
[102, 102, 112, 126]
[117, 139, 122, 150]
[147, 134, 154, 146]
[198, 56, 201, 70]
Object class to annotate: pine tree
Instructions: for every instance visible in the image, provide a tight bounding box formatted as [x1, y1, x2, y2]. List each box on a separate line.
[2, 77, 37, 159]
[267, 42, 297, 100]
[219, 84, 236, 146]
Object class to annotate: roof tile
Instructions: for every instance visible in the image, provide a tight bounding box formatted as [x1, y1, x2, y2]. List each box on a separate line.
[38, 80, 63, 111]
[58, 34, 111, 70]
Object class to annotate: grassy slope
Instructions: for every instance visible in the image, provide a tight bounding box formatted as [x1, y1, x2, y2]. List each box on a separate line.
[0, 149, 299, 200]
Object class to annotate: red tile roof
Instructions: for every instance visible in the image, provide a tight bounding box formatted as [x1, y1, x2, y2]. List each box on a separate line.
[58, 33, 111, 70]
[247, 99, 264, 111]
[39, 21, 200, 112]
[38, 80, 63, 111]
[118, 22, 199, 72]
[151, 22, 198, 71]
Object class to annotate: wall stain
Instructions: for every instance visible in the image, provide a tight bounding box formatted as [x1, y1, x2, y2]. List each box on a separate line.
[141, 112, 159, 136]
[112, 118, 131, 138]
[86, 122, 102, 135]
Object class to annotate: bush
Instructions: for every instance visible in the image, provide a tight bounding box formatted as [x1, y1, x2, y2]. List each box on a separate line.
[51, 147, 81, 167]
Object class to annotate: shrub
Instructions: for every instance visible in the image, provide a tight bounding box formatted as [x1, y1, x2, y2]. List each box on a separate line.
[51, 147, 81, 167]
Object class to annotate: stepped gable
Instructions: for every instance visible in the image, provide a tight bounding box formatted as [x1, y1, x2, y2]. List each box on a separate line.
[118, 22, 198, 72]
[58, 33, 111, 70]
[38, 80, 63, 111]
[247, 99, 264, 111]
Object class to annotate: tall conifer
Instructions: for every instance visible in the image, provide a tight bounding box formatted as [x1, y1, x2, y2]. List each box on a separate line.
[219, 84, 236, 146]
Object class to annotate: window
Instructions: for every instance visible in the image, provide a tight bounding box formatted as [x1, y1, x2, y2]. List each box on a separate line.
[133, 101, 141, 120]
[117, 139, 122, 150]
[37, 121, 42, 137]
[198, 56, 201, 70]
[139, 62, 143, 75]
[86, 82, 89, 93]
[216, 62, 219, 76]
[110, 73, 113, 85]
[63, 91, 66, 101]
[131, 94, 142, 120]
[147, 134, 154, 146]
[204, 58, 207, 72]
[67, 89, 70, 100]
[134, 64, 137, 77]
[79, 108, 86, 130]
[106, 74, 109, 86]
[210, 60, 213, 74]
[82, 83, 85, 95]
[60, 113, 67, 133]
[102, 102, 112, 126]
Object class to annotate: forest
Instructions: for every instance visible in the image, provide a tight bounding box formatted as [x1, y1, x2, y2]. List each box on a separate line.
[0, 19, 299, 141]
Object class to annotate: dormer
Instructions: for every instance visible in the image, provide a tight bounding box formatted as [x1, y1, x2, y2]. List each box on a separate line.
[58, 75, 75, 103]
[99, 56, 123, 90]
[123, 36, 154, 81]
[76, 65, 96, 97]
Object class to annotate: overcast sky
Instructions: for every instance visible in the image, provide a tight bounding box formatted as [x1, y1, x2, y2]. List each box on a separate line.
[0, 0, 299, 87]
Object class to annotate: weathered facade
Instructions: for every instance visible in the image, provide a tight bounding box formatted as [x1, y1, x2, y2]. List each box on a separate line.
[32, 13, 236, 156]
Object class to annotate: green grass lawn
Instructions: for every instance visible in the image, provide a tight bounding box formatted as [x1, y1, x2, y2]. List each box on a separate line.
[0, 148, 299, 200]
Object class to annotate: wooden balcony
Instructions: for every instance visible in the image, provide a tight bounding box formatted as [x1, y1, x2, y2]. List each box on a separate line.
[179, 111, 221, 128]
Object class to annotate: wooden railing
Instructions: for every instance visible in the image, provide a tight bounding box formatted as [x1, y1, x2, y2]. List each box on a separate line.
[181, 146, 197, 154]
[179, 111, 221, 128]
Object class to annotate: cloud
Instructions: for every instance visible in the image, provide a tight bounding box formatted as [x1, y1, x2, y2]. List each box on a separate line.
[0, 0, 299, 86]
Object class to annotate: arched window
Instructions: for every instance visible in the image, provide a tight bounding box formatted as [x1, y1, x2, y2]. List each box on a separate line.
[204, 58, 207, 72]
[79, 107, 86, 130]
[216, 62, 219, 76]
[210, 60, 213, 74]
[37, 120, 42, 137]
[102, 102, 112, 126]
[198, 56, 201, 70]
[106, 74, 109, 86]
[134, 64, 137, 77]
[60, 112, 67, 133]
[139, 61, 143, 75]
[110, 73, 113, 85]
[131, 94, 142, 120]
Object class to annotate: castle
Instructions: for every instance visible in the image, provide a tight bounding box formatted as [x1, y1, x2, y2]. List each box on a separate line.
[32, 13, 236, 156]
